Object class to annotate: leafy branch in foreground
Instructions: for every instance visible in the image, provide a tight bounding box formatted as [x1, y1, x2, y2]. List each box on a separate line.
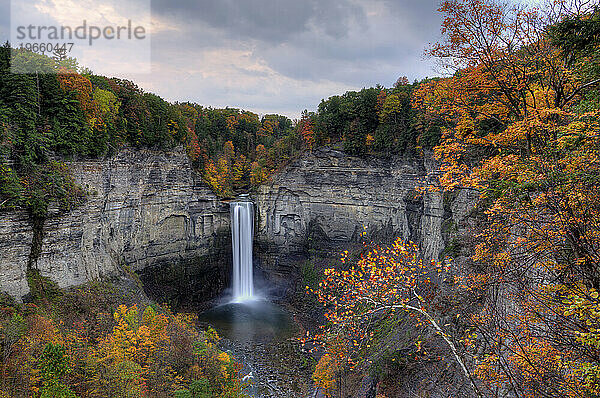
[416, 0, 600, 396]
[304, 239, 482, 398]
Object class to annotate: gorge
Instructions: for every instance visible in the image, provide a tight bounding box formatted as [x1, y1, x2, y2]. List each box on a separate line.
[2, 144, 475, 397]
[0, 143, 485, 398]
[0, 146, 475, 305]
[2, 2, 599, 396]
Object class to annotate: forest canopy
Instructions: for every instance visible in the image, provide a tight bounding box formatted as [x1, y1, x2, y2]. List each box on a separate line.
[0, 43, 440, 209]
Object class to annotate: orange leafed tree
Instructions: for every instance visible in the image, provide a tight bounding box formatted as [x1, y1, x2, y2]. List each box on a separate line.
[226, 116, 238, 133]
[299, 111, 315, 150]
[376, 90, 387, 114]
[313, 354, 338, 397]
[57, 67, 99, 123]
[417, 0, 600, 396]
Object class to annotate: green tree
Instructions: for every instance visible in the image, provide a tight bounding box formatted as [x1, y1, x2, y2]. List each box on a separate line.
[39, 343, 77, 398]
[175, 378, 214, 398]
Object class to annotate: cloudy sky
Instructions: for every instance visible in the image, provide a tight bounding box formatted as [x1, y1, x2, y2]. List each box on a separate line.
[1, 0, 445, 118]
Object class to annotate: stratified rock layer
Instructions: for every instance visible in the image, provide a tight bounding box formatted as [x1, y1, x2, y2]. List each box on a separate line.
[255, 148, 475, 279]
[0, 147, 229, 301]
[0, 210, 33, 299]
[0, 146, 476, 301]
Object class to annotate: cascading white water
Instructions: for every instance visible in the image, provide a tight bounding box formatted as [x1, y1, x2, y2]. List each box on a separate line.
[230, 200, 254, 302]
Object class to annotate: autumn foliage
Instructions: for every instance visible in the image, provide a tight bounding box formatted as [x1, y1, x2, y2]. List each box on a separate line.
[311, 1, 600, 397]
[306, 239, 477, 396]
[418, 1, 600, 396]
[0, 283, 246, 398]
[299, 111, 315, 150]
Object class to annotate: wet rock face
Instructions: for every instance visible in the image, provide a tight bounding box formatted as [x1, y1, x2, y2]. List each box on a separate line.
[0, 147, 230, 301]
[255, 148, 471, 279]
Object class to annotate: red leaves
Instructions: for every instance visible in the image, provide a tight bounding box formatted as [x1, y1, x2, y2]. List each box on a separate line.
[299, 112, 315, 150]
[57, 67, 99, 122]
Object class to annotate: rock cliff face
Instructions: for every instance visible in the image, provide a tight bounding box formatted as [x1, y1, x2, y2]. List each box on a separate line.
[0, 147, 230, 301]
[255, 148, 476, 279]
[0, 210, 33, 300]
[0, 146, 476, 302]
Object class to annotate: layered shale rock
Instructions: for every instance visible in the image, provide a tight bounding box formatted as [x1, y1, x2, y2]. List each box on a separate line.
[0, 210, 33, 300]
[0, 146, 475, 302]
[255, 147, 474, 279]
[0, 147, 229, 301]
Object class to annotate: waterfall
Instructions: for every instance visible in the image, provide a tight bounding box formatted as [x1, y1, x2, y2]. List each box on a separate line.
[230, 200, 254, 302]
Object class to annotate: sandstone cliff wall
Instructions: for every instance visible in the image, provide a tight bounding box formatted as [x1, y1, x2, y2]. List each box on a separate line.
[255, 148, 476, 278]
[0, 147, 229, 301]
[0, 146, 476, 301]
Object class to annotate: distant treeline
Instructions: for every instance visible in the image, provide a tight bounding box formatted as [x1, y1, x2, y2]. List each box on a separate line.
[0, 43, 440, 210]
[308, 76, 443, 155]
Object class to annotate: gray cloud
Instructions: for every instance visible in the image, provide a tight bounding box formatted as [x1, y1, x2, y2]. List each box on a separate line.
[0, 0, 446, 117]
[0, 0, 10, 41]
[148, 0, 442, 83]
[151, 0, 366, 43]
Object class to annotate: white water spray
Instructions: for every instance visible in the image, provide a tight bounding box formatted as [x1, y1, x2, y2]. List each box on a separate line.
[230, 200, 254, 302]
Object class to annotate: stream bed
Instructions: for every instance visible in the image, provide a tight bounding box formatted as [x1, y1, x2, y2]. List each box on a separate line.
[198, 299, 317, 397]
